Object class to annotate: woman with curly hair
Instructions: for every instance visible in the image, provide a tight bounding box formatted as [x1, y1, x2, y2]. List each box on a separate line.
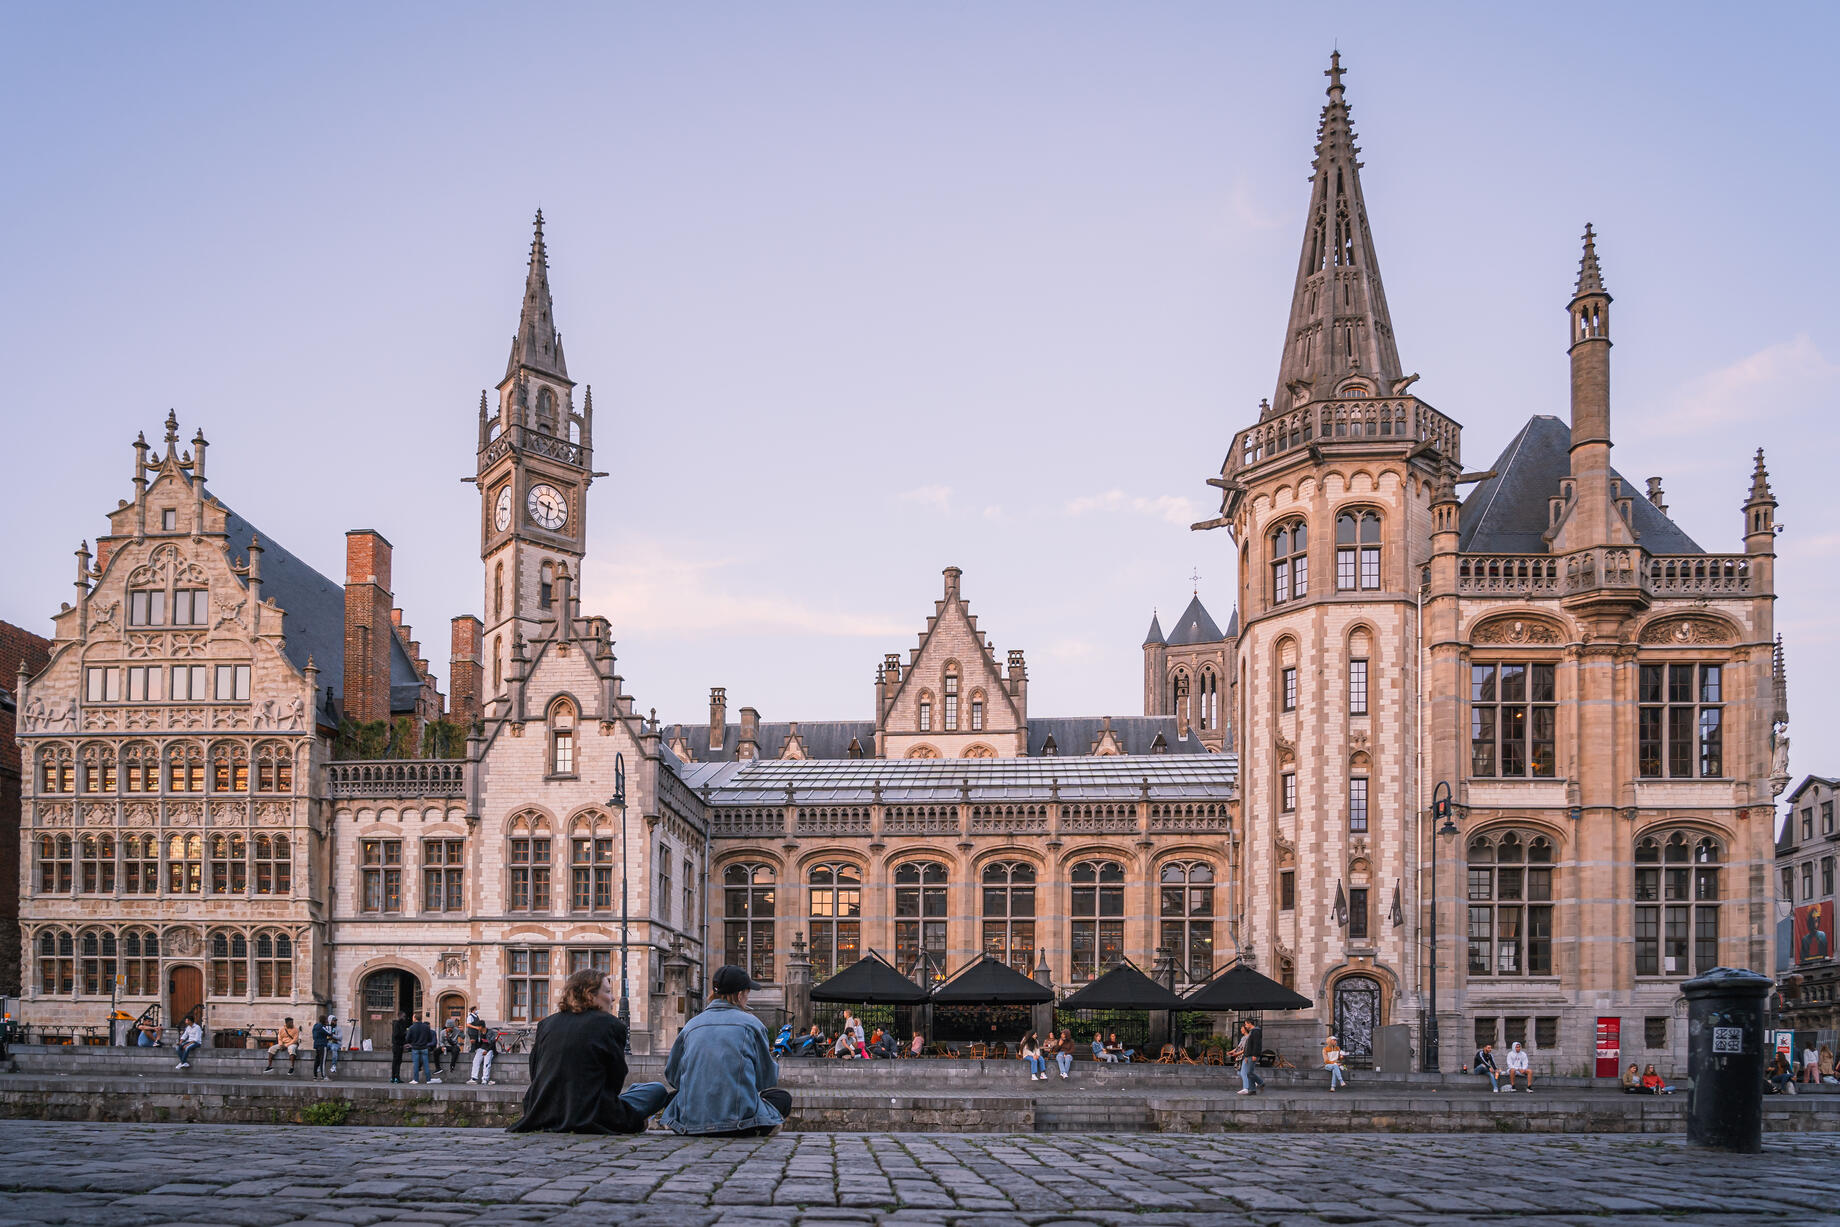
[508, 968, 672, 1133]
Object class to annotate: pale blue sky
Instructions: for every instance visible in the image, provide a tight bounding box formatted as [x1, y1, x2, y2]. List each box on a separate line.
[3, 4, 1835, 807]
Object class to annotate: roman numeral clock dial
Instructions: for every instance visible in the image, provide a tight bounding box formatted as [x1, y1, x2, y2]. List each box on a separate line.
[527, 483, 568, 531]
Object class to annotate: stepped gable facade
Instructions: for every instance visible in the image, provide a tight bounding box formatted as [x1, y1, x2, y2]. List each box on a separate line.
[1200, 53, 1784, 1067]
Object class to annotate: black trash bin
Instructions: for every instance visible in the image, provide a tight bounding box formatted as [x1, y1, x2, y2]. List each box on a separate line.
[1681, 966, 1772, 1153]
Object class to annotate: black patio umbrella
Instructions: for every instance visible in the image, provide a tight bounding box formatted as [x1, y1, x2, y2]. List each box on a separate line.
[809, 951, 930, 1004]
[1058, 961, 1188, 1011]
[928, 954, 1054, 1005]
[1182, 962, 1312, 1012]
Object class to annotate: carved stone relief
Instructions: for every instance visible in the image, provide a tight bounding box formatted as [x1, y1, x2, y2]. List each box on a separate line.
[168, 802, 203, 827]
[165, 927, 202, 957]
[89, 601, 120, 632]
[125, 633, 162, 659]
[1471, 617, 1561, 645]
[125, 803, 156, 827]
[1638, 617, 1736, 646]
[39, 802, 74, 827]
[21, 696, 76, 733]
[437, 952, 467, 978]
[81, 803, 113, 827]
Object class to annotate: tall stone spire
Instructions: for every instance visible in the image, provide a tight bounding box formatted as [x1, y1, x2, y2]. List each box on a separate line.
[505, 209, 569, 383]
[1272, 52, 1404, 412]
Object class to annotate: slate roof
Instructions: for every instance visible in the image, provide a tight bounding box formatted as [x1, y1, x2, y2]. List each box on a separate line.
[1143, 613, 1165, 646]
[1458, 415, 1704, 555]
[1163, 595, 1227, 646]
[219, 503, 423, 720]
[1029, 716, 1208, 757]
[669, 720, 877, 763]
[670, 753, 1239, 805]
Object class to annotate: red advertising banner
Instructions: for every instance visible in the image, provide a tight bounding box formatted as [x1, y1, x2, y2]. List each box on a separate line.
[1594, 1015, 1622, 1078]
[1793, 901, 1834, 965]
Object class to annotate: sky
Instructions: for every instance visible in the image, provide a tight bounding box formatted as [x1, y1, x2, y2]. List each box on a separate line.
[2, 3, 1836, 816]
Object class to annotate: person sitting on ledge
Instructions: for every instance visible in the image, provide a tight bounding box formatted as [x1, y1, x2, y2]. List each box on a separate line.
[1621, 1062, 1642, 1093]
[1501, 1041, 1533, 1091]
[662, 964, 791, 1136]
[1106, 1031, 1137, 1062]
[908, 1031, 926, 1058]
[1640, 1064, 1674, 1094]
[509, 969, 672, 1134]
[1092, 1031, 1120, 1063]
[1473, 1042, 1501, 1093]
[830, 1029, 857, 1058]
[871, 1028, 898, 1060]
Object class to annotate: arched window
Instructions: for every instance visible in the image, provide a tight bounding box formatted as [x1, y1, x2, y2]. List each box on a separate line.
[1465, 832, 1554, 976]
[508, 814, 552, 912]
[539, 561, 555, 610]
[79, 929, 117, 996]
[960, 744, 997, 758]
[122, 742, 157, 794]
[209, 832, 247, 894]
[211, 742, 249, 793]
[38, 745, 73, 795]
[807, 862, 862, 981]
[79, 833, 114, 894]
[209, 929, 248, 997]
[1636, 832, 1720, 977]
[943, 669, 960, 731]
[1070, 859, 1125, 981]
[80, 743, 115, 794]
[1172, 670, 1190, 728]
[494, 562, 505, 619]
[1271, 520, 1308, 603]
[255, 744, 293, 793]
[254, 930, 293, 998]
[38, 928, 74, 994]
[1160, 861, 1216, 982]
[918, 690, 933, 733]
[38, 833, 72, 894]
[981, 861, 1036, 973]
[167, 742, 205, 793]
[1199, 668, 1218, 731]
[536, 386, 556, 434]
[254, 833, 291, 896]
[1336, 510, 1382, 591]
[549, 699, 576, 777]
[723, 862, 776, 983]
[123, 834, 158, 894]
[493, 636, 504, 689]
[121, 928, 159, 996]
[167, 834, 202, 895]
[970, 689, 985, 732]
[569, 813, 612, 913]
[905, 744, 940, 759]
[893, 860, 948, 982]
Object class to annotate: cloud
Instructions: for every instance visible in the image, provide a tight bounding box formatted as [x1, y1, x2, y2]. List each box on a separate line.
[1642, 334, 1837, 434]
[579, 538, 909, 639]
[896, 484, 953, 511]
[1064, 488, 1202, 526]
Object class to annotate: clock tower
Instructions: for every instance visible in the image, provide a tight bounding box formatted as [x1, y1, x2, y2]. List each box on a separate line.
[476, 211, 595, 707]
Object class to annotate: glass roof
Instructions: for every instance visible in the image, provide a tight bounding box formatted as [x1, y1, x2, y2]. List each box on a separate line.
[674, 754, 1238, 805]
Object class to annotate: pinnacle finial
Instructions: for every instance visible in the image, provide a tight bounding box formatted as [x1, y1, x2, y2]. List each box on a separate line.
[163, 410, 180, 446]
[1574, 224, 1606, 296]
[1326, 49, 1345, 95]
[1748, 447, 1773, 502]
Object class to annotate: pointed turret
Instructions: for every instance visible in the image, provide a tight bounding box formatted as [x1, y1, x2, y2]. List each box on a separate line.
[1550, 224, 1633, 552]
[1143, 612, 1165, 647]
[1744, 447, 1777, 554]
[1272, 52, 1404, 411]
[505, 210, 569, 383]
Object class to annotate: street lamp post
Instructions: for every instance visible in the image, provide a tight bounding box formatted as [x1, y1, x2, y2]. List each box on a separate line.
[1427, 781, 1459, 1072]
[609, 752, 630, 1029]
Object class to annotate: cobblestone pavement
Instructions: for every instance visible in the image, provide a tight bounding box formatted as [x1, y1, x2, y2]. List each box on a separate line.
[0, 1121, 1834, 1227]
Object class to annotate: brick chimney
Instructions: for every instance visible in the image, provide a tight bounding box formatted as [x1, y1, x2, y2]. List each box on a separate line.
[449, 616, 482, 725]
[708, 687, 727, 753]
[343, 530, 394, 724]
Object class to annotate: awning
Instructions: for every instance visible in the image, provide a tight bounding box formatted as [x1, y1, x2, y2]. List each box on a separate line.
[928, 954, 1054, 1005]
[1057, 961, 1187, 1011]
[1181, 963, 1313, 1011]
[809, 952, 930, 1004]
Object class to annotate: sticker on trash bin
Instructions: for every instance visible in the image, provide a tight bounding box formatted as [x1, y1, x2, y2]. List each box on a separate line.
[1712, 1026, 1744, 1054]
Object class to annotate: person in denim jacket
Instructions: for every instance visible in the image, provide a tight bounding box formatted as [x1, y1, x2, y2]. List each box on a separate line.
[662, 965, 791, 1136]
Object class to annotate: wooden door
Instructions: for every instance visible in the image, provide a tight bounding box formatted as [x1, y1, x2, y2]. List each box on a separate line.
[169, 966, 203, 1029]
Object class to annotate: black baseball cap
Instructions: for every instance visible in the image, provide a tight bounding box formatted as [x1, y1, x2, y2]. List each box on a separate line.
[712, 965, 759, 995]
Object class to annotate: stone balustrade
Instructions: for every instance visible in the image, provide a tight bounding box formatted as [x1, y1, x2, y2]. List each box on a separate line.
[1230, 397, 1461, 473]
[1456, 549, 1752, 598]
[325, 759, 463, 799]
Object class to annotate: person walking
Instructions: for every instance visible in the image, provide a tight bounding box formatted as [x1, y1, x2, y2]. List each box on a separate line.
[1322, 1033, 1347, 1092]
[466, 1008, 497, 1085]
[661, 965, 791, 1136]
[174, 1016, 203, 1070]
[406, 1015, 440, 1084]
[1230, 1019, 1265, 1095]
[1473, 1042, 1502, 1092]
[508, 969, 672, 1133]
[1054, 1029, 1075, 1080]
[263, 1017, 301, 1075]
[1020, 1031, 1046, 1080]
[389, 1010, 410, 1084]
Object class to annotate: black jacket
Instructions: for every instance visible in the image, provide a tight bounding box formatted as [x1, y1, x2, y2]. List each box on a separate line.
[1475, 1048, 1499, 1072]
[390, 1017, 410, 1049]
[509, 1009, 643, 1134]
[406, 1021, 436, 1050]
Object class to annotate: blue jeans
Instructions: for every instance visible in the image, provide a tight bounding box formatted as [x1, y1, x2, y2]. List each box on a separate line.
[1240, 1056, 1264, 1092]
[1026, 1055, 1045, 1076]
[621, 1081, 672, 1125]
[177, 1042, 200, 1065]
[1327, 1063, 1345, 1090]
[412, 1049, 432, 1082]
[1056, 1052, 1073, 1076]
[1480, 1067, 1500, 1091]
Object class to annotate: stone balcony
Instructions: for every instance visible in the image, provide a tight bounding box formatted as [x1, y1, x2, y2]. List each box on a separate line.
[1456, 549, 1753, 600]
[325, 759, 465, 799]
[1228, 396, 1462, 476]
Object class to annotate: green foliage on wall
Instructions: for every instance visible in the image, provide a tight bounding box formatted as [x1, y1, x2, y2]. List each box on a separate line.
[331, 717, 466, 761]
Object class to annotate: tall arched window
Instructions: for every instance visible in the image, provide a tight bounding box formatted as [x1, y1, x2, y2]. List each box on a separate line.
[918, 691, 933, 733]
[535, 386, 556, 434]
[1199, 668, 1218, 731]
[254, 833, 291, 895]
[1070, 859, 1125, 981]
[943, 669, 960, 731]
[549, 699, 576, 776]
[79, 833, 114, 894]
[723, 862, 776, 982]
[970, 689, 985, 732]
[1271, 520, 1308, 603]
[493, 636, 504, 688]
[167, 742, 205, 793]
[807, 862, 862, 981]
[508, 814, 552, 912]
[80, 743, 115, 794]
[894, 860, 948, 982]
[981, 861, 1036, 973]
[123, 834, 158, 894]
[1336, 510, 1382, 590]
[38, 745, 73, 794]
[209, 929, 248, 997]
[254, 743, 293, 793]
[38, 833, 72, 894]
[121, 928, 159, 996]
[254, 930, 293, 997]
[211, 742, 248, 793]
[38, 928, 74, 994]
[167, 834, 202, 895]
[1635, 832, 1720, 977]
[1465, 832, 1554, 976]
[122, 742, 157, 793]
[209, 833, 247, 894]
[494, 562, 505, 619]
[1159, 861, 1216, 981]
[569, 814, 612, 913]
[79, 929, 117, 996]
[1172, 670, 1190, 729]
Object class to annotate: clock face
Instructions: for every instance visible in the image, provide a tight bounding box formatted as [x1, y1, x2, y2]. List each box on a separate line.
[493, 486, 512, 532]
[527, 483, 568, 531]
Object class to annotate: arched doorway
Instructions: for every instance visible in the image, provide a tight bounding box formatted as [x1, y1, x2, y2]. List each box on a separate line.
[359, 968, 423, 1050]
[436, 992, 468, 1030]
[1332, 975, 1383, 1062]
[168, 965, 203, 1030]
